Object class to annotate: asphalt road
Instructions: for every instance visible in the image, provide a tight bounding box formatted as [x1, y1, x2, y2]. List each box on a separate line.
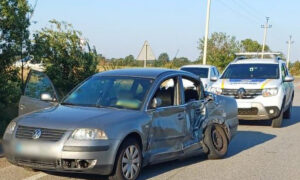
[1, 80, 300, 180]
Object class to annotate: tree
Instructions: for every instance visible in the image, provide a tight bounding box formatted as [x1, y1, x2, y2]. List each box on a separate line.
[172, 57, 191, 68]
[198, 32, 241, 70]
[0, 0, 31, 134]
[241, 38, 270, 52]
[124, 55, 135, 66]
[290, 61, 300, 76]
[155, 52, 170, 67]
[31, 20, 98, 97]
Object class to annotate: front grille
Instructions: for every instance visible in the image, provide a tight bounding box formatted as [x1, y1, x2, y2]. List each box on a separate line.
[15, 157, 57, 169]
[222, 89, 262, 99]
[238, 108, 258, 115]
[16, 126, 66, 142]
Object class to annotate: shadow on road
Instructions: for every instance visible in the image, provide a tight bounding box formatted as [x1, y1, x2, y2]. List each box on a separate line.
[226, 131, 276, 158]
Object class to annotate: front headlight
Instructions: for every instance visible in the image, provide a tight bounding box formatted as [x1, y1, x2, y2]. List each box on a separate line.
[71, 129, 108, 140]
[209, 87, 222, 95]
[4, 121, 16, 135]
[262, 88, 278, 97]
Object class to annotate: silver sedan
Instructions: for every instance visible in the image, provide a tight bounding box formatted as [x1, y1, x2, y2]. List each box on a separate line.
[3, 68, 238, 180]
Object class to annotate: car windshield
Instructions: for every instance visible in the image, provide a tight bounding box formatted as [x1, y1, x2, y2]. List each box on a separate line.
[62, 76, 153, 110]
[221, 64, 279, 79]
[181, 67, 209, 78]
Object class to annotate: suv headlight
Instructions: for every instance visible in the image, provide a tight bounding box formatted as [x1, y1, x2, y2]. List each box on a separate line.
[4, 121, 16, 135]
[71, 129, 108, 140]
[209, 87, 222, 95]
[262, 88, 278, 97]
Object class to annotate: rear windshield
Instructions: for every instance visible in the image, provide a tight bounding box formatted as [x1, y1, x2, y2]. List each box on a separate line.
[221, 64, 279, 79]
[181, 68, 209, 78]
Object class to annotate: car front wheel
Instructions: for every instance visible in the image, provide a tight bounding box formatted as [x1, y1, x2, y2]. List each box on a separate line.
[204, 124, 228, 159]
[110, 138, 142, 180]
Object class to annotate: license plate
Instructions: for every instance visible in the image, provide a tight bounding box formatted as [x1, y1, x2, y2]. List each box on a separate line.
[238, 103, 251, 108]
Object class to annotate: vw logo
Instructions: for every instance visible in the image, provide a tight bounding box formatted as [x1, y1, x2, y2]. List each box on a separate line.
[237, 88, 246, 99]
[32, 129, 42, 140]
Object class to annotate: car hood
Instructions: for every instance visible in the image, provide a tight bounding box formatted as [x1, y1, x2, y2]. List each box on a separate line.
[16, 105, 145, 131]
[212, 78, 281, 89]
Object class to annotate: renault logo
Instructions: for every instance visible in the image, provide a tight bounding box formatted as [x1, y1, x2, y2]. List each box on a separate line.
[237, 88, 246, 99]
[32, 129, 42, 140]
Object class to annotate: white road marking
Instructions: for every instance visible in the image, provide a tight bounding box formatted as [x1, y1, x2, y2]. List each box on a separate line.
[22, 173, 48, 180]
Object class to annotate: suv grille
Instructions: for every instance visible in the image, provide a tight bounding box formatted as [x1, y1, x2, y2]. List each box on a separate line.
[16, 126, 66, 142]
[15, 157, 57, 169]
[238, 108, 258, 115]
[222, 89, 262, 99]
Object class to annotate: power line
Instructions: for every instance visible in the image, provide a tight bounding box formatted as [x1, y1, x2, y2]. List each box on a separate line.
[218, 0, 260, 24]
[231, 0, 262, 23]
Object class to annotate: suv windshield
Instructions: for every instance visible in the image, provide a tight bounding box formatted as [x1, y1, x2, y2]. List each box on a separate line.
[221, 64, 279, 79]
[181, 68, 209, 78]
[62, 76, 153, 110]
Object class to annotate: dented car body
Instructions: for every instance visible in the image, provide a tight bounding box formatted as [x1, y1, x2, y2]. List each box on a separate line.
[3, 68, 238, 179]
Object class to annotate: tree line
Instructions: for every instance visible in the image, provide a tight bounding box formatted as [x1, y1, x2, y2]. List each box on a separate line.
[1, 0, 299, 135]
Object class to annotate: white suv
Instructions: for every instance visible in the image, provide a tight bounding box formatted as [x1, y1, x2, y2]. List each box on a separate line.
[209, 53, 294, 128]
[180, 65, 220, 90]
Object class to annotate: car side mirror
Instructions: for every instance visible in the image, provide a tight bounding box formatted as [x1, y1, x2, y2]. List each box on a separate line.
[210, 76, 218, 82]
[284, 75, 294, 82]
[41, 93, 55, 102]
[151, 97, 162, 109]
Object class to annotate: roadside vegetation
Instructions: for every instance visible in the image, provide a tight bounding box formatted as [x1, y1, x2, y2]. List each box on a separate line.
[1, 0, 299, 137]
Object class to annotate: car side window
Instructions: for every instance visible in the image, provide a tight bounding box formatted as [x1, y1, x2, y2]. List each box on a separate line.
[281, 64, 287, 80]
[150, 77, 177, 108]
[182, 77, 202, 103]
[210, 68, 215, 77]
[24, 71, 56, 100]
[214, 67, 219, 77]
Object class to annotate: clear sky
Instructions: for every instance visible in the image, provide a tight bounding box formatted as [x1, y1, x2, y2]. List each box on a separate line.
[28, 0, 300, 62]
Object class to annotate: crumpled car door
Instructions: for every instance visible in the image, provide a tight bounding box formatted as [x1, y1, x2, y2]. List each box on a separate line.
[18, 70, 59, 116]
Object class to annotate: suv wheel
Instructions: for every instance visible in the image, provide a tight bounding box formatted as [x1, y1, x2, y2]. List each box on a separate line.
[272, 110, 283, 128]
[284, 97, 293, 119]
[110, 138, 142, 180]
[204, 124, 228, 159]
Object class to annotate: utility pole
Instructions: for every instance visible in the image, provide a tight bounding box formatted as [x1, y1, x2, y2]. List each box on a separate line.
[261, 17, 272, 59]
[203, 0, 211, 65]
[286, 35, 294, 68]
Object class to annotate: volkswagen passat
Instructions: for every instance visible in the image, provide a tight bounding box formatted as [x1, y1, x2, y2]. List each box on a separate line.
[3, 68, 238, 180]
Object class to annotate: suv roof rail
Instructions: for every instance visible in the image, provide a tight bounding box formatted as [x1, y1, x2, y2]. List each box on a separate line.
[234, 52, 281, 62]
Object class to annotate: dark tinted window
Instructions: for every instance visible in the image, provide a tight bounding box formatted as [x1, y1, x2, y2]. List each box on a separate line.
[63, 76, 153, 110]
[221, 64, 279, 79]
[181, 68, 209, 78]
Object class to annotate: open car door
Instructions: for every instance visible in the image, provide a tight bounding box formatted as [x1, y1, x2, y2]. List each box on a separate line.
[18, 69, 59, 116]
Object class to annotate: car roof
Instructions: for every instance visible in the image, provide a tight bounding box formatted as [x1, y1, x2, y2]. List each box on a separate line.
[95, 68, 185, 79]
[180, 64, 214, 68]
[231, 58, 284, 64]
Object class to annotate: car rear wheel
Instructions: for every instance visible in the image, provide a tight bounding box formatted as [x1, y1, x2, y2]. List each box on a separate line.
[204, 124, 228, 159]
[110, 138, 142, 180]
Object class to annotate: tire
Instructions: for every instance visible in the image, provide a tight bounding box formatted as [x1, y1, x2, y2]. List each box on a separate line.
[272, 110, 283, 128]
[283, 102, 292, 119]
[109, 138, 142, 180]
[204, 124, 228, 159]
